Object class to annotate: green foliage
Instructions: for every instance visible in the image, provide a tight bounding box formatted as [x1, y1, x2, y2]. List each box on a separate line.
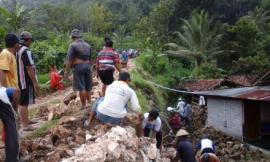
[136, 49, 190, 86]
[113, 25, 126, 50]
[38, 74, 49, 84]
[31, 34, 69, 73]
[0, 3, 28, 32]
[231, 54, 270, 75]
[228, 17, 259, 56]
[130, 71, 167, 110]
[87, 3, 114, 35]
[246, 7, 270, 31]
[165, 10, 223, 68]
[190, 63, 225, 79]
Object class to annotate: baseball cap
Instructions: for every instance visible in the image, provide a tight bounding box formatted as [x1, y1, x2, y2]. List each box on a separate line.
[70, 29, 81, 38]
[20, 31, 33, 39]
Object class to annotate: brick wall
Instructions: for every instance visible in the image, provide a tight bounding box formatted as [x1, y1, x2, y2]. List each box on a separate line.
[207, 97, 243, 139]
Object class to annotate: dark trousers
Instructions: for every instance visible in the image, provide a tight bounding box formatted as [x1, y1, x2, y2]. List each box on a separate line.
[201, 148, 214, 154]
[0, 101, 18, 162]
[144, 127, 162, 149]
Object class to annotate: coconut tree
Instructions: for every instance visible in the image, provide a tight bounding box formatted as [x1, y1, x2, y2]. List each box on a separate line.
[164, 10, 223, 68]
[246, 6, 270, 31]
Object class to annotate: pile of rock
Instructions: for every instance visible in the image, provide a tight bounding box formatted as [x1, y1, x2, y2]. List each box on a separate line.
[191, 126, 268, 162]
[62, 126, 176, 162]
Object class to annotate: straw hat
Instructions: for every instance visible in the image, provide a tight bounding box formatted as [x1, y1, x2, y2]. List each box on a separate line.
[176, 129, 189, 137]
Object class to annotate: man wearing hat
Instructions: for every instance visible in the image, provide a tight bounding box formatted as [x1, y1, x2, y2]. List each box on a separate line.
[174, 129, 197, 162]
[64, 29, 92, 109]
[16, 31, 40, 131]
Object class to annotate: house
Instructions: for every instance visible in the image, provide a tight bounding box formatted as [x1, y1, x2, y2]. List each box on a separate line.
[195, 86, 270, 142]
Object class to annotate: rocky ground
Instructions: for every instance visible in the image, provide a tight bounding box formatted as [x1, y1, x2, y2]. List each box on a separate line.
[0, 60, 270, 161]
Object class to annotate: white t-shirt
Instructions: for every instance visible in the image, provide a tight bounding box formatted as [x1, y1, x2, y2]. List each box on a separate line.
[177, 100, 185, 114]
[142, 113, 162, 132]
[200, 139, 214, 151]
[199, 96, 205, 106]
[98, 81, 141, 118]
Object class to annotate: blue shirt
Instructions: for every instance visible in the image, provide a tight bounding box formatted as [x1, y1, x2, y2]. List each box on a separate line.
[177, 140, 197, 162]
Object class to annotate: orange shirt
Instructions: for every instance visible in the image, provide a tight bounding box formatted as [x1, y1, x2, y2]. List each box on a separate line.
[0, 49, 18, 88]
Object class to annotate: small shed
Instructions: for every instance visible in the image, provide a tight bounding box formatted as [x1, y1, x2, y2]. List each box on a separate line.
[196, 86, 270, 142]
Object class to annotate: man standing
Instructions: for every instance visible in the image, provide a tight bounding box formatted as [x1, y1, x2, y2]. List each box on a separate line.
[0, 33, 20, 88]
[0, 34, 20, 162]
[142, 109, 163, 149]
[0, 87, 20, 162]
[89, 71, 141, 126]
[65, 29, 92, 109]
[96, 40, 121, 95]
[17, 31, 40, 131]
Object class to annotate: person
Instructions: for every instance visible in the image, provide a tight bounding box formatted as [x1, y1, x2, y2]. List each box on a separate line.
[0, 33, 20, 88]
[169, 112, 181, 131]
[199, 96, 206, 107]
[103, 37, 110, 49]
[176, 97, 185, 115]
[179, 98, 193, 127]
[142, 109, 162, 149]
[196, 135, 216, 155]
[96, 40, 121, 95]
[88, 71, 141, 126]
[0, 87, 20, 162]
[64, 29, 92, 109]
[196, 135, 219, 162]
[17, 31, 40, 131]
[50, 64, 64, 91]
[121, 50, 128, 68]
[174, 129, 197, 162]
[0, 34, 20, 150]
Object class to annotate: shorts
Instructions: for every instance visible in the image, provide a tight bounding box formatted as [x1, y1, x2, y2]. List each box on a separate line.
[91, 98, 123, 125]
[20, 85, 35, 106]
[98, 70, 114, 85]
[73, 64, 92, 92]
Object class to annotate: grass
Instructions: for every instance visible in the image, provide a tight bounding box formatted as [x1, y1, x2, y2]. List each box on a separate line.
[38, 74, 49, 84]
[30, 119, 59, 138]
[130, 66, 167, 112]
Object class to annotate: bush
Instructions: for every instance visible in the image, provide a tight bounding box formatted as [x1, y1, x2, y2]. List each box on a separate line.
[231, 54, 270, 75]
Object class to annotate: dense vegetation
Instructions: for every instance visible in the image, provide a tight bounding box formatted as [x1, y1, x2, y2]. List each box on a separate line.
[1, 0, 270, 108]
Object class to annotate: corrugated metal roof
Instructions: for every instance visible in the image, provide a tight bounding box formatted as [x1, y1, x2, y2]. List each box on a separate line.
[195, 86, 270, 102]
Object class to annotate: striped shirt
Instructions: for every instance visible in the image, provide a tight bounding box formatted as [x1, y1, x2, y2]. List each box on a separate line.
[96, 47, 120, 71]
[16, 45, 36, 90]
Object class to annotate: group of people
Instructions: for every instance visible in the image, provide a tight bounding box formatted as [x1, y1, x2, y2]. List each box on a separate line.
[174, 129, 219, 162]
[0, 32, 39, 161]
[0, 28, 217, 162]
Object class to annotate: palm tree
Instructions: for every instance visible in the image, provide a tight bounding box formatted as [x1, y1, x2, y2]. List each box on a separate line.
[246, 6, 270, 31]
[164, 10, 223, 68]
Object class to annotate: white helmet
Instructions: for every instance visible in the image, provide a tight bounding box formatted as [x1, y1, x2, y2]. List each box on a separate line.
[178, 97, 183, 101]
